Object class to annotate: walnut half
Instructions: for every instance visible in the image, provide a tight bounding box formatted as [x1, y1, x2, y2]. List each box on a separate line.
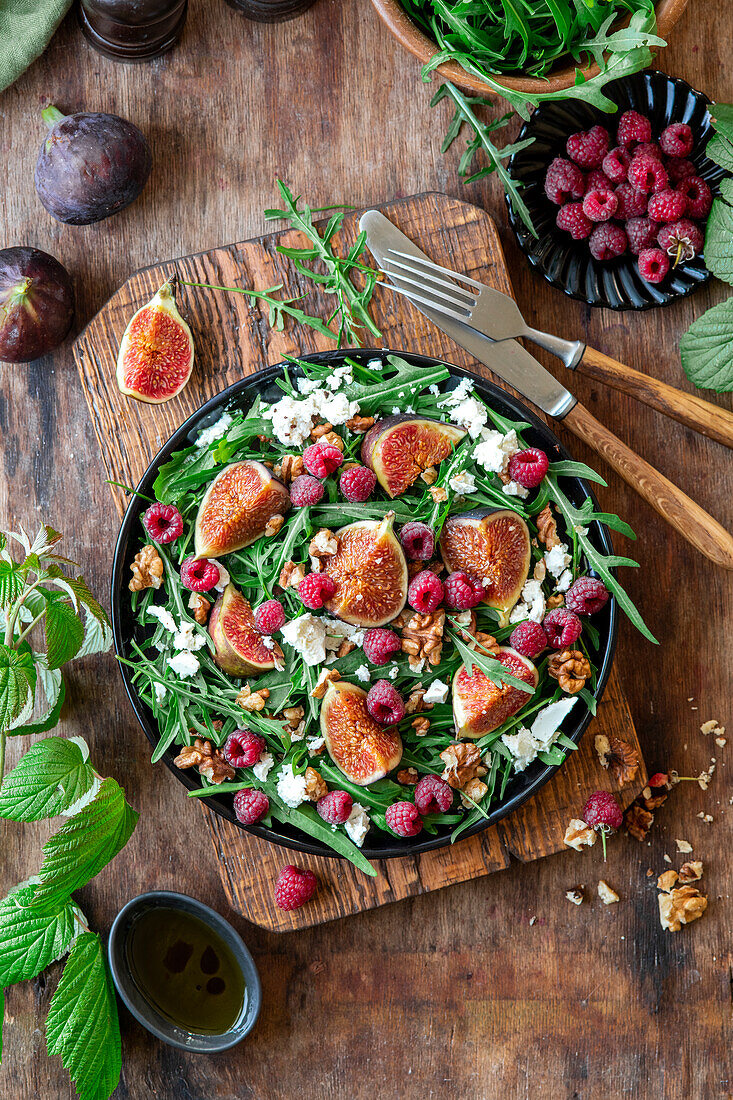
[658, 885, 707, 932]
[129, 544, 164, 591]
[563, 818, 596, 851]
[173, 738, 234, 784]
[439, 742, 487, 790]
[548, 649, 591, 694]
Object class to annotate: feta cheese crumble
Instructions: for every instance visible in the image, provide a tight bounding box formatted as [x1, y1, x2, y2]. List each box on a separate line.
[147, 605, 177, 634]
[196, 411, 233, 448]
[153, 682, 167, 704]
[509, 577, 546, 624]
[166, 650, 200, 678]
[173, 620, 207, 653]
[354, 664, 371, 683]
[502, 697, 578, 772]
[502, 479, 529, 500]
[261, 386, 360, 447]
[276, 764, 308, 808]
[448, 470, 477, 496]
[423, 678, 449, 705]
[306, 735, 325, 753]
[253, 752, 274, 781]
[281, 614, 327, 666]
[473, 428, 520, 473]
[344, 802, 370, 847]
[544, 542, 571, 578]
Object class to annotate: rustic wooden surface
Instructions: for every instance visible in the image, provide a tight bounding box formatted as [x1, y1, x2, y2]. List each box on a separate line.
[0, 0, 731, 1096]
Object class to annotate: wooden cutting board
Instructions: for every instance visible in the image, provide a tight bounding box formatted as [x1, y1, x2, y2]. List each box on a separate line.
[73, 191, 647, 932]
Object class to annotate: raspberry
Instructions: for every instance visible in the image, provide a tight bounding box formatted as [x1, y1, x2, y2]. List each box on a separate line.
[298, 572, 336, 610]
[275, 865, 318, 910]
[254, 599, 286, 634]
[542, 608, 582, 648]
[544, 157, 586, 205]
[142, 502, 183, 544]
[302, 442, 343, 478]
[507, 447, 549, 488]
[616, 110, 652, 148]
[399, 521, 435, 561]
[366, 680, 405, 725]
[648, 772, 670, 788]
[583, 186, 618, 222]
[625, 217, 662, 256]
[565, 576, 610, 616]
[602, 146, 631, 183]
[414, 774, 453, 815]
[638, 247, 670, 284]
[316, 789, 353, 825]
[233, 787, 269, 825]
[224, 730, 266, 768]
[666, 157, 695, 183]
[628, 153, 668, 194]
[566, 125, 609, 169]
[634, 141, 664, 161]
[443, 570, 484, 611]
[385, 801, 423, 838]
[339, 465, 376, 502]
[407, 569, 444, 613]
[659, 122, 694, 158]
[555, 202, 592, 241]
[647, 188, 688, 223]
[289, 474, 324, 507]
[180, 557, 220, 592]
[582, 790, 623, 830]
[657, 219, 704, 262]
[362, 627, 401, 665]
[614, 183, 648, 220]
[509, 620, 547, 659]
[589, 223, 627, 262]
[585, 169, 613, 191]
[674, 175, 712, 219]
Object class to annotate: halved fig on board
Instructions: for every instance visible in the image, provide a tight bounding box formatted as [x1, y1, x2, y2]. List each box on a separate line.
[452, 647, 538, 738]
[116, 277, 194, 403]
[195, 460, 290, 558]
[209, 583, 282, 676]
[323, 514, 408, 627]
[439, 508, 531, 625]
[320, 680, 402, 785]
[361, 415, 465, 498]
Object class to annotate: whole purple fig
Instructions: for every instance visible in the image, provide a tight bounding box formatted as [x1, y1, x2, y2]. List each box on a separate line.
[0, 247, 74, 363]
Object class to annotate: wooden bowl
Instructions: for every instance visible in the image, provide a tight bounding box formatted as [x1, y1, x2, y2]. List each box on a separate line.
[369, 0, 690, 97]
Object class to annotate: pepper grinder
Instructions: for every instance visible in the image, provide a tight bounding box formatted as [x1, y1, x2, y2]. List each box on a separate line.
[224, 0, 317, 22]
[78, 0, 188, 61]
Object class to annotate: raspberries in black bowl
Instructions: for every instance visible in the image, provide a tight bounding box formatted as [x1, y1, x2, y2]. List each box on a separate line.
[506, 72, 727, 311]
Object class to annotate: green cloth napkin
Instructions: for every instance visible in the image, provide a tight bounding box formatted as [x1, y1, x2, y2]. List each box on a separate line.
[0, 0, 73, 94]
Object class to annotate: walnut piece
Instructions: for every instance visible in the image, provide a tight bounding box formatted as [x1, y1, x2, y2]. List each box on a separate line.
[594, 734, 639, 787]
[337, 639, 355, 658]
[129, 544, 164, 591]
[188, 591, 211, 625]
[405, 688, 432, 715]
[397, 767, 419, 785]
[264, 514, 285, 537]
[304, 767, 328, 801]
[345, 414, 375, 433]
[428, 485, 448, 503]
[625, 802, 655, 841]
[678, 860, 703, 884]
[564, 818, 597, 851]
[235, 685, 271, 712]
[536, 504, 561, 549]
[309, 529, 339, 561]
[310, 421, 334, 440]
[657, 869, 679, 891]
[658, 885, 707, 932]
[311, 667, 341, 699]
[274, 454, 305, 484]
[597, 880, 619, 904]
[440, 742, 486, 790]
[420, 466, 438, 485]
[566, 886, 584, 906]
[278, 560, 306, 589]
[548, 649, 591, 694]
[399, 609, 445, 670]
[318, 430, 345, 452]
[411, 716, 431, 737]
[460, 777, 488, 808]
[675, 838, 693, 853]
[173, 738, 234, 784]
[546, 593, 564, 609]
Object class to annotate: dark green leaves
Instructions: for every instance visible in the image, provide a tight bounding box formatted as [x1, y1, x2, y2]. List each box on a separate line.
[0, 561, 24, 609]
[0, 886, 81, 986]
[702, 177, 733, 287]
[0, 737, 97, 821]
[680, 297, 733, 393]
[45, 599, 85, 670]
[0, 644, 36, 729]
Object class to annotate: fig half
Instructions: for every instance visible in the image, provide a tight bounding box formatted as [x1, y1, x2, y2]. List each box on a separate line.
[361, 415, 465, 498]
[439, 508, 531, 625]
[452, 647, 538, 738]
[117, 277, 194, 403]
[323, 514, 408, 627]
[195, 460, 290, 558]
[209, 582, 282, 676]
[320, 680, 402, 785]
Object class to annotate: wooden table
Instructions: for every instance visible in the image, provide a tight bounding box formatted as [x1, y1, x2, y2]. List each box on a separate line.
[0, 3, 730, 1096]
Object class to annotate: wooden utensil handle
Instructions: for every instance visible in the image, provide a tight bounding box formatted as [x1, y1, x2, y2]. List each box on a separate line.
[578, 346, 733, 450]
[562, 402, 733, 570]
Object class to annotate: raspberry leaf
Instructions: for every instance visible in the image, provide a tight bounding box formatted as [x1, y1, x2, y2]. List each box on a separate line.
[702, 177, 733, 286]
[680, 296, 733, 393]
[0, 561, 25, 610]
[0, 736, 96, 821]
[9, 658, 65, 739]
[0, 885, 83, 986]
[44, 598, 85, 670]
[0, 644, 36, 730]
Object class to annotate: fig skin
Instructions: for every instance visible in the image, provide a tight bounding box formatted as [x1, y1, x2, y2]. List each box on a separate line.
[439, 508, 531, 626]
[0, 247, 74, 363]
[117, 277, 194, 404]
[320, 680, 403, 785]
[323, 514, 408, 628]
[452, 647, 538, 738]
[361, 415, 465, 498]
[35, 105, 152, 225]
[209, 583, 282, 676]
[195, 460, 291, 558]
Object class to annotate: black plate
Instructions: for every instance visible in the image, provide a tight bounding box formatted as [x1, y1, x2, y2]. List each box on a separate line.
[111, 349, 618, 862]
[506, 71, 726, 311]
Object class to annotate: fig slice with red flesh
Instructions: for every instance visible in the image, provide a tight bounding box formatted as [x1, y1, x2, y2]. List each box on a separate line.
[323, 514, 408, 628]
[320, 680, 402, 785]
[439, 508, 531, 626]
[194, 460, 290, 558]
[361, 415, 465, 498]
[209, 582, 282, 676]
[116, 276, 194, 403]
[452, 647, 538, 738]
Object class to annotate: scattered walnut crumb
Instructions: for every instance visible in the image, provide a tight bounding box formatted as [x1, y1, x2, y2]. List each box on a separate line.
[129, 544, 164, 591]
[663, 853, 672, 864]
[675, 838, 693, 853]
[548, 649, 591, 694]
[318, 430, 345, 452]
[278, 560, 306, 589]
[311, 668, 341, 698]
[411, 716, 431, 737]
[563, 818, 596, 851]
[281, 705, 305, 730]
[657, 869, 679, 892]
[697, 812, 713, 824]
[188, 591, 211, 625]
[440, 742, 487, 789]
[310, 421, 334, 440]
[658, 885, 707, 932]
[624, 779, 670, 841]
[594, 734, 639, 787]
[700, 719, 724, 738]
[678, 860, 703, 884]
[460, 777, 488, 808]
[546, 593, 564, 609]
[420, 466, 438, 485]
[715, 736, 727, 748]
[264, 514, 285, 537]
[174, 738, 234, 784]
[428, 484, 447, 503]
[236, 685, 270, 712]
[309, 529, 339, 562]
[597, 880, 619, 905]
[536, 504, 561, 549]
[303, 767, 328, 801]
[566, 886, 584, 905]
[397, 767, 419, 785]
[337, 639, 355, 658]
[345, 414, 375, 433]
[405, 688, 432, 714]
[274, 453, 304, 484]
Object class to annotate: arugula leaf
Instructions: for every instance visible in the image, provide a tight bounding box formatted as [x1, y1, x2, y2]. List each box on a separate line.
[0, 644, 36, 729]
[44, 599, 85, 670]
[0, 885, 82, 985]
[0, 737, 97, 821]
[46, 932, 121, 1100]
[680, 296, 733, 393]
[703, 177, 733, 286]
[449, 630, 535, 693]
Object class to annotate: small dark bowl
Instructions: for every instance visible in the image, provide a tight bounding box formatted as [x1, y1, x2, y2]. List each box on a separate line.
[108, 891, 261, 1052]
[506, 71, 726, 311]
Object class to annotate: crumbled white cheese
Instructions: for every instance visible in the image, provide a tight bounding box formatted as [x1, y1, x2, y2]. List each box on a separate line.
[289, 722, 306, 742]
[262, 383, 360, 447]
[166, 650, 200, 678]
[429, 383, 440, 396]
[387, 664, 400, 680]
[391, 406, 401, 415]
[344, 802, 370, 847]
[261, 635, 275, 650]
[556, 569, 573, 593]
[443, 395, 487, 438]
[147, 605, 177, 634]
[423, 678, 449, 705]
[196, 411, 233, 448]
[544, 542, 571, 578]
[502, 697, 578, 771]
[501, 727, 537, 772]
[318, 391, 359, 425]
[509, 577, 546, 624]
[276, 764, 308, 808]
[473, 428, 520, 472]
[306, 735, 325, 753]
[448, 470, 477, 496]
[502, 479, 529, 499]
[281, 614, 327, 666]
[172, 620, 207, 653]
[153, 682, 167, 704]
[252, 752, 274, 781]
[323, 617, 365, 651]
[326, 365, 353, 390]
[354, 664, 371, 683]
[366, 357, 384, 371]
[296, 375, 322, 394]
[211, 560, 230, 592]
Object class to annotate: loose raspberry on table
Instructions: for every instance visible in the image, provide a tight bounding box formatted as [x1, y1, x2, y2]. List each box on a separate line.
[556, 202, 592, 240]
[616, 110, 652, 148]
[565, 576, 610, 616]
[634, 141, 663, 161]
[585, 169, 613, 192]
[362, 627, 401, 665]
[254, 599, 286, 634]
[275, 865, 318, 910]
[339, 465, 376, 502]
[628, 153, 668, 194]
[298, 572, 336, 610]
[443, 570, 484, 611]
[507, 447, 549, 489]
[289, 474, 325, 507]
[233, 787, 270, 825]
[414, 774, 453, 815]
[366, 680, 406, 725]
[385, 801, 423, 838]
[626, 216, 661, 256]
[566, 125, 609, 169]
[589, 223, 628, 262]
[659, 122, 694, 158]
[582, 790, 623, 831]
[509, 620, 547, 660]
[582, 187, 619, 223]
[302, 442, 343, 478]
[666, 157, 695, 183]
[657, 218, 704, 262]
[180, 557, 220, 592]
[674, 175, 712, 219]
[602, 147, 631, 184]
[224, 730, 266, 768]
[407, 569, 444, 614]
[638, 247, 670, 284]
[543, 608, 582, 648]
[614, 182, 648, 220]
[648, 772, 670, 788]
[316, 789, 353, 825]
[544, 157, 586, 204]
[142, 502, 184, 544]
[399, 521, 435, 561]
[647, 188, 688, 223]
